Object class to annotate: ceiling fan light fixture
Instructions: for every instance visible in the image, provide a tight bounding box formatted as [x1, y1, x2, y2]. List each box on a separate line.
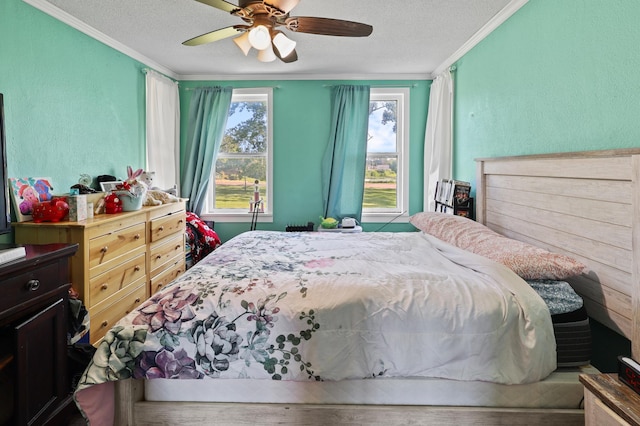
[272, 32, 296, 58]
[233, 31, 252, 56]
[257, 45, 277, 62]
[248, 25, 271, 50]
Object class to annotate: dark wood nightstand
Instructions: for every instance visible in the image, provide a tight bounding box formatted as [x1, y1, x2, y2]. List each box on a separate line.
[0, 243, 78, 426]
[580, 373, 640, 425]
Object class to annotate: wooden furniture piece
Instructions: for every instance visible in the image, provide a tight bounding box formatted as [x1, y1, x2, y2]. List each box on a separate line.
[580, 374, 640, 425]
[13, 201, 187, 344]
[0, 243, 78, 426]
[102, 149, 640, 426]
[476, 148, 640, 359]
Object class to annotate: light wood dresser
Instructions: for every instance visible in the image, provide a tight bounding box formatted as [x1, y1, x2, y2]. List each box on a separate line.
[13, 201, 187, 344]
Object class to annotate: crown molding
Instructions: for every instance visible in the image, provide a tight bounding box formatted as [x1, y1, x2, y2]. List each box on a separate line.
[431, 0, 529, 77]
[177, 73, 430, 81]
[23, 0, 526, 83]
[22, 0, 179, 80]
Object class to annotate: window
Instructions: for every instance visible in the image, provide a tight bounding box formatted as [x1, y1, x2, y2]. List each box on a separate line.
[362, 88, 409, 221]
[207, 88, 273, 221]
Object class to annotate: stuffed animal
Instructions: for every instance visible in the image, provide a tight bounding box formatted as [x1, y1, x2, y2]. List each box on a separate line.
[143, 189, 179, 206]
[139, 171, 178, 196]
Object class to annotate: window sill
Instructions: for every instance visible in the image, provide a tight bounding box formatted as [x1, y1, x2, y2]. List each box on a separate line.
[200, 213, 273, 223]
[360, 212, 409, 224]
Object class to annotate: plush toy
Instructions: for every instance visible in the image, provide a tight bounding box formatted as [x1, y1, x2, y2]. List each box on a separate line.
[143, 189, 179, 206]
[139, 171, 178, 196]
[104, 192, 123, 214]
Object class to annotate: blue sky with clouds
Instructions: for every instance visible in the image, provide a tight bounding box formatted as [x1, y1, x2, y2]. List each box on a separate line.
[368, 106, 396, 153]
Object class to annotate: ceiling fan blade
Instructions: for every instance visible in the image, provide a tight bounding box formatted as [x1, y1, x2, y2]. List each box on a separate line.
[183, 26, 244, 46]
[270, 0, 300, 14]
[276, 48, 298, 63]
[286, 17, 373, 37]
[194, 0, 240, 13]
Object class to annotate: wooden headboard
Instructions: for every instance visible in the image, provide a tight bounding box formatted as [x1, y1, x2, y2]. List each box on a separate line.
[476, 148, 640, 359]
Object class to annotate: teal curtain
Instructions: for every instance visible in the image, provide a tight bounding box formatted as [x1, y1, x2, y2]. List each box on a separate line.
[181, 87, 233, 215]
[321, 85, 370, 221]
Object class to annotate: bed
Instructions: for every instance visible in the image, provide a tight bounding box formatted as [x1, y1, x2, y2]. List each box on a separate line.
[74, 148, 640, 425]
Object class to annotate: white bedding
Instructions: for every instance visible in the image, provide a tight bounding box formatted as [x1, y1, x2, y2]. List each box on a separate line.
[76, 230, 557, 423]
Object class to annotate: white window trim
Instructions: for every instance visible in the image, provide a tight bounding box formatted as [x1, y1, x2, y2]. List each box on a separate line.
[202, 87, 273, 223]
[361, 87, 410, 223]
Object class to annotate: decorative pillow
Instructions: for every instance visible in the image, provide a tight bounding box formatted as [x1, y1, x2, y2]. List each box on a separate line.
[409, 212, 586, 280]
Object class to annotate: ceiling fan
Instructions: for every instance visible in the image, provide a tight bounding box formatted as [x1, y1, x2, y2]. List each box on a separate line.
[183, 0, 373, 63]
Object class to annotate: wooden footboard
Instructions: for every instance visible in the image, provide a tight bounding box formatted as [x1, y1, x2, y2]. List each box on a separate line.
[116, 379, 584, 426]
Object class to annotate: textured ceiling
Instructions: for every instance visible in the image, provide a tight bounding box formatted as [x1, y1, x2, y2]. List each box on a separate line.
[30, 0, 522, 79]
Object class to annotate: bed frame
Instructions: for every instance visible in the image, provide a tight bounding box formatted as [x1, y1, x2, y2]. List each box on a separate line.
[476, 148, 640, 357]
[113, 148, 640, 425]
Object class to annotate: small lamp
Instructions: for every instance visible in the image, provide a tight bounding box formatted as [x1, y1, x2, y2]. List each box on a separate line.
[248, 25, 271, 51]
[233, 31, 252, 56]
[272, 32, 296, 58]
[257, 45, 277, 62]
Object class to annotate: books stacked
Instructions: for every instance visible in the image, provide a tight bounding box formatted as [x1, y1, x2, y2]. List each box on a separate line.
[0, 245, 26, 265]
[434, 179, 474, 219]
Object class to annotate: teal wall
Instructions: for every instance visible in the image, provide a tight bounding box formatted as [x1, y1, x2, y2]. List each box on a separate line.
[2, 0, 428, 245]
[180, 80, 429, 242]
[451, 0, 639, 370]
[453, 0, 640, 185]
[2, 0, 635, 370]
[0, 0, 148, 242]
[6, 0, 638, 245]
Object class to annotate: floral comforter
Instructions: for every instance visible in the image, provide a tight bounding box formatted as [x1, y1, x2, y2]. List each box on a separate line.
[75, 231, 556, 422]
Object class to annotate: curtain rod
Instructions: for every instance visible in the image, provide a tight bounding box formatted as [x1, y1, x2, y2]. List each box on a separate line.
[184, 86, 281, 91]
[323, 83, 418, 88]
[141, 68, 179, 84]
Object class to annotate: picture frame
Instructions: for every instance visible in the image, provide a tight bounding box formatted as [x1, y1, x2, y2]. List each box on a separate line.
[8, 177, 55, 222]
[100, 181, 123, 192]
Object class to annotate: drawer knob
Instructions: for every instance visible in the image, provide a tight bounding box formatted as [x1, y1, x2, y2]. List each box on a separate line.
[134, 266, 141, 272]
[101, 246, 108, 253]
[158, 226, 165, 232]
[178, 219, 184, 224]
[134, 234, 141, 240]
[101, 284, 108, 290]
[135, 298, 141, 304]
[175, 245, 181, 250]
[26, 279, 40, 291]
[156, 255, 162, 260]
[101, 320, 108, 328]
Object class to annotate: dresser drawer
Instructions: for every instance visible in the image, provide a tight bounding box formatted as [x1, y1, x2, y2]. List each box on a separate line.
[0, 262, 65, 315]
[89, 252, 146, 307]
[150, 254, 185, 294]
[90, 280, 146, 343]
[89, 222, 146, 273]
[150, 211, 186, 243]
[150, 233, 184, 273]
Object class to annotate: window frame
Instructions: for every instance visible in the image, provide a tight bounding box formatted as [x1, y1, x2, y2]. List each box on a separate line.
[361, 87, 410, 223]
[204, 87, 273, 223]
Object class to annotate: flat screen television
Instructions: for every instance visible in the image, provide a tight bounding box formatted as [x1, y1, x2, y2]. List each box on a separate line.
[0, 94, 11, 234]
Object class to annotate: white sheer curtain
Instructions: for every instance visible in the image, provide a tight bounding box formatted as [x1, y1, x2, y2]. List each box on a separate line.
[423, 70, 454, 212]
[146, 70, 180, 193]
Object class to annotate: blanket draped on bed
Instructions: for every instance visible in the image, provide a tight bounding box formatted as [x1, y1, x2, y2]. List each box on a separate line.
[75, 231, 556, 423]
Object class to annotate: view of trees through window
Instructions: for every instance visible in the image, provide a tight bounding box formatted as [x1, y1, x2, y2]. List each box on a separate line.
[364, 99, 398, 210]
[212, 90, 402, 214]
[214, 98, 268, 210]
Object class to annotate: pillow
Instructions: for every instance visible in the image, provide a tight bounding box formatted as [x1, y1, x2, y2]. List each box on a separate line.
[409, 212, 586, 280]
